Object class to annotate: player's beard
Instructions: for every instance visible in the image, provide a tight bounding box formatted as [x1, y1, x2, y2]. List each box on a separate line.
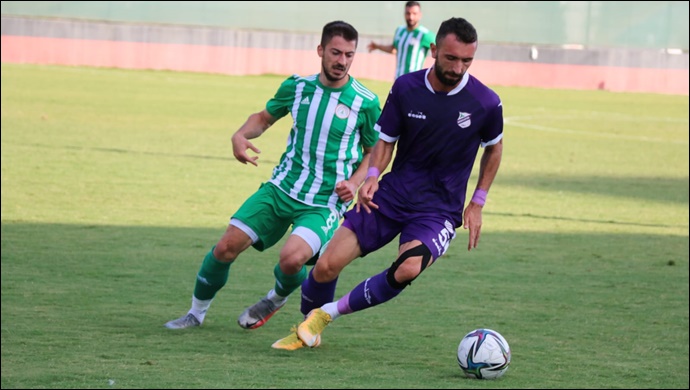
[434, 62, 463, 87]
[322, 63, 348, 82]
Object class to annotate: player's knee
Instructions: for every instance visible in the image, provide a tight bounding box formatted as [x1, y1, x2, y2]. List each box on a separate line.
[278, 254, 307, 274]
[213, 240, 241, 262]
[312, 260, 340, 283]
[215, 225, 256, 261]
[386, 244, 432, 289]
[392, 262, 420, 282]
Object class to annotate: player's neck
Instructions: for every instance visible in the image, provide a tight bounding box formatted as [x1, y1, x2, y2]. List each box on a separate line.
[427, 67, 458, 94]
[319, 73, 350, 89]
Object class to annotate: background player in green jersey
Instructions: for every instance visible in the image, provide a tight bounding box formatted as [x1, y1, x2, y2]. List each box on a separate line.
[367, 1, 436, 80]
[165, 20, 381, 331]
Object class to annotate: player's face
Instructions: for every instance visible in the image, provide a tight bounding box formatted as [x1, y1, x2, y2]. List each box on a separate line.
[405, 5, 422, 29]
[432, 34, 477, 87]
[319, 36, 357, 85]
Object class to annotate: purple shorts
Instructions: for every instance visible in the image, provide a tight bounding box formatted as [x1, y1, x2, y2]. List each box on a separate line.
[342, 197, 457, 260]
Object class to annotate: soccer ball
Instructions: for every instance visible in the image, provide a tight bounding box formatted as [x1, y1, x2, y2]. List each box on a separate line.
[457, 328, 511, 379]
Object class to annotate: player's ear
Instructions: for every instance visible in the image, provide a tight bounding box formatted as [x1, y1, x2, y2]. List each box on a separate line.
[317, 45, 324, 58]
[430, 43, 437, 59]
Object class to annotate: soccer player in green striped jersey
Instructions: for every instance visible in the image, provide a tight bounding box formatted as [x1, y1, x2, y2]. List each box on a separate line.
[165, 21, 381, 332]
[368, 1, 436, 80]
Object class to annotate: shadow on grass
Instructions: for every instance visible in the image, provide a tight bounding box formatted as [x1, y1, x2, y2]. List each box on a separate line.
[487, 210, 687, 229]
[499, 173, 689, 204]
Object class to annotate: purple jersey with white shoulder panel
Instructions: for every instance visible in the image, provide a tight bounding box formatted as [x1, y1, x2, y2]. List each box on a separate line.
[374, 68, 503, 227]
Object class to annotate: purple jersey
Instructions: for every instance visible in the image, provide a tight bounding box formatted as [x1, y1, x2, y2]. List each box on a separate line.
[374, 68, 503, 227]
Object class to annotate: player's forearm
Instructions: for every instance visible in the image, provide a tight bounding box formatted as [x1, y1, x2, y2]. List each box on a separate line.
[370, 42, 395, 54]
[233, 110, 275, 140]
[350, 151, 372, 187]
[379, 44, 395, 53]
[367, 140, 395, 179]
[475, 141, 503, 192]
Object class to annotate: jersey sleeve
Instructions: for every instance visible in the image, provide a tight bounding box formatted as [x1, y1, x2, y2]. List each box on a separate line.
[480, 100, 504, 147]
[265, 76, 297, 120]
[422, 29, 435, 49]
[376, 83, 403, 142]
[360, 95, 382, 148]
[392, 26, 403, 47]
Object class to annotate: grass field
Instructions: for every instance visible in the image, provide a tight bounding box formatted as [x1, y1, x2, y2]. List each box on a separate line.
[1, 63, 688, 389]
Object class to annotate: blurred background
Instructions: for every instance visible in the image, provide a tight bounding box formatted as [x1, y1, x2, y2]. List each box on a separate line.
[2, 1, 688, 94]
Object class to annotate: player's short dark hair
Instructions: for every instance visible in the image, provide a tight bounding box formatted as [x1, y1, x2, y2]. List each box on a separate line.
[436, 17, 478, 45]
[405, 1, 421, 9]
[321, 21, 359, 48]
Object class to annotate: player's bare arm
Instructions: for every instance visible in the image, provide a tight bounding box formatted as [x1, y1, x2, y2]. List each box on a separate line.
[356, 139, 394, 213]
[231, 109, 277, 166]
[476, 139, 503, 192]
[367, 42, 396, 54]
[464, 139, 503, 250]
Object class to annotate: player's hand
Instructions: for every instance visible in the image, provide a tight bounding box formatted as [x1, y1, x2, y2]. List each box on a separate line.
[335, 180, 357, 202]
[356, 177, 379, 214]
[367, 42, 376, 52]
[232, 135, 261, 166]
[463, 202, 483, 251]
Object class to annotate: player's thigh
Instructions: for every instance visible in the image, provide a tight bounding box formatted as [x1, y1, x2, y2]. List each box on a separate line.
[399, 216, 457, 261]
[292, 206, 340, 255]
[232, 183, 291, 251]
[344, 206, 401, 256]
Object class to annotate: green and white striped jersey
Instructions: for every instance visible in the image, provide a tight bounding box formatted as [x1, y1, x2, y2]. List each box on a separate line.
[265, 73, 381, 216]
[392, 25, 435, 79]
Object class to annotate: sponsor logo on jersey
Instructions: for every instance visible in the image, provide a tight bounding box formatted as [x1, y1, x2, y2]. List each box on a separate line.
[301, 96, 310, 105]
[408, 111, 426, 119]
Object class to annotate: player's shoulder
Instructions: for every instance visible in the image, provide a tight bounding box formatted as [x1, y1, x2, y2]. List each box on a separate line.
[275, 73, 318, 94]
[394, 24, 408, 34]
[418, 25, 433, 34]
[283, 73, 318, 85]
[349, 77, 380, 103]
[392, 69, 427, 92]
[276, 74, 318, 98]
[467, 74, 502, 107]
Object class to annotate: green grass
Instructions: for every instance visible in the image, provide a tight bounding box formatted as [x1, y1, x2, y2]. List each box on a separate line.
[2, 63, 688, 389]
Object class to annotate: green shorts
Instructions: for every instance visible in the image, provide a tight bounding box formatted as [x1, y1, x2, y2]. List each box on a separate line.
[232, 182, 340, 253]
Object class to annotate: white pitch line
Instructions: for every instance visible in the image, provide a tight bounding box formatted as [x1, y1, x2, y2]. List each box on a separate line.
[507, 110, 689, 124]
[505, 116, 689, 145]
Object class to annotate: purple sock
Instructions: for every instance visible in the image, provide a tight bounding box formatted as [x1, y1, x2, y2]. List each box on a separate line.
[337, 269, 403, 314]
[300, 268, 338, 316]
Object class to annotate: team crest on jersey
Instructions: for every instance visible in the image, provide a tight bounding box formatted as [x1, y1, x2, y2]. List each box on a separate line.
[335, 104, 350, 119]
[457, 112, 471, 128]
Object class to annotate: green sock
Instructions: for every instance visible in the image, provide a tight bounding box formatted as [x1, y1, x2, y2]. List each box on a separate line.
[273, 263, 307, 297]
[193, 247, 231, 300]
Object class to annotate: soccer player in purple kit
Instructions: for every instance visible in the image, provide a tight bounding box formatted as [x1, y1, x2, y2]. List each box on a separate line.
[272, 16, 504, 350]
